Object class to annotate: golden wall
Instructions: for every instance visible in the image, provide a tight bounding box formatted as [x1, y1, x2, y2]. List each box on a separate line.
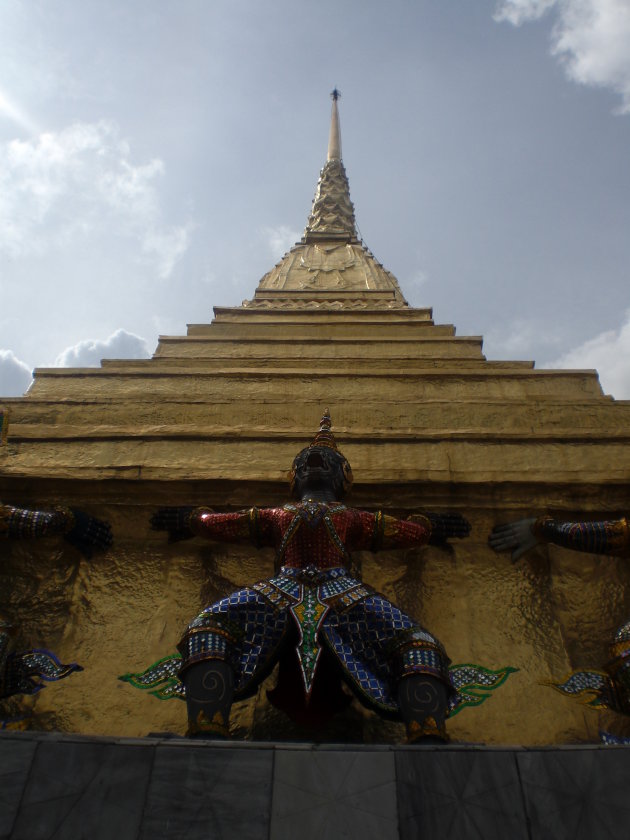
[2, 302, 630, 744]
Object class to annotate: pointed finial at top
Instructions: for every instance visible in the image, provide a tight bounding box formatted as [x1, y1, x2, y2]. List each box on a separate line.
[310, 408, 338, 450]
[327, 89, 342, 161]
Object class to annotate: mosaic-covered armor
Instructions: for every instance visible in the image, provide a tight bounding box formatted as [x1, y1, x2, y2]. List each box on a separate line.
[490, 514, 630, 720]
[0, 503, 112, 558]
[489, 515, 630, 562]
[532, 516, 630, 556]
[153, 411, 471, 742]
[181, 503, 447, 705]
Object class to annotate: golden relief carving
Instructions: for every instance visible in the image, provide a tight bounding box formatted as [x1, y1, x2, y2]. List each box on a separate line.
[242, 298, 406, 310]
[300, 244, 356, 273]
[254, 241, 407, 301]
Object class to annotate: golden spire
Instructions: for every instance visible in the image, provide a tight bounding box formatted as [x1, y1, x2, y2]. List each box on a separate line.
[303, 89, 357, 243]
[247, 90, 409, 309]
[327, 89, 342, 161]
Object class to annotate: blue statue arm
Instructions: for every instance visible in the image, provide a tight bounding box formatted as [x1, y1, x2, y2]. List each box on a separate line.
[0, 503, 112, 558]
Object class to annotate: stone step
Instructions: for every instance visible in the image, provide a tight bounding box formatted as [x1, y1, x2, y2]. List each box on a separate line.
[1, 396, 625, 428]
[2, 731, 626, 840]
[23, 367, 604, 401]
[211, 304, 435, 323]
[154, 335, 486, 360]
[187, 321, 455, 339]
[3, 435, 630, 483]
[100, 358, 531, 371]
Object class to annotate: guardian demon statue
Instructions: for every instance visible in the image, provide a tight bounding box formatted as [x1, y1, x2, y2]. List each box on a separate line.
[152, 410, 470, 742]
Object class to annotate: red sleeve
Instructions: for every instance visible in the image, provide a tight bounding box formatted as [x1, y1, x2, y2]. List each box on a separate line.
[190, 507, 280, 547]
[346, 509, 432, 552]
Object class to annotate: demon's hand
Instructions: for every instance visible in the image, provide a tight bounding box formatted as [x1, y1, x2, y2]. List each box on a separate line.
[427, 512, 471, 544]
[489, 518, 538, 562]
[64, 509, 113, 558]
[408, 512, 471, 544]
[151, 507, 196, 541]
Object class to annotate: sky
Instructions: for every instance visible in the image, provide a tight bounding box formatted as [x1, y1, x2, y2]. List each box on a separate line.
[1, 0, 630, 398]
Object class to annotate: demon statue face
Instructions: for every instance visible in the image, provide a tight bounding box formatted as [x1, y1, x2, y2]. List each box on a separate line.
[290, 445, 353, 501]
[289, 408, 353, 500]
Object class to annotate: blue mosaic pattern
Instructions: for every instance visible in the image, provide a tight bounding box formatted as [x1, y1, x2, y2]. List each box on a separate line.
[181, 630, 229, 662]
[319, 575, 361, 600]
[551, 668, 626, 712]
[615, 620, 630, 643]
[260, 567, 370, 609]
[553, 671, 610, 702]
[450, 665, 511, 689]
[179, 569, 450, 715]
[279, 565, 346, 584]
[181, 588, 290, 698]
[266, 573, 302, 599]
[600, 730, 630, 745]
[1, 649, 83, 699]
[400, 646, 444, 673]
[251, 581, 294, 610]
[321, 595, 449, 714]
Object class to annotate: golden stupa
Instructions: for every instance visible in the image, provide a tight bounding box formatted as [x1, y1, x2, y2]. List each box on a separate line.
[2, 94, 630, 744]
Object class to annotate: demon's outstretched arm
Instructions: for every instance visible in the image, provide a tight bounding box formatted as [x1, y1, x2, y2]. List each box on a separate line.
[490, 516, 630, 561]
[0, 503, 112, 558]
[348, 510, 470, 552]
[151, 506, 278, 547]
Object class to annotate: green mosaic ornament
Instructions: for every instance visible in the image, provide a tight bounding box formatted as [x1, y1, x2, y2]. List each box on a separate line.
[119, 654, 185, 701]
[448, 664, 518, 717]
[120, 654, 518, 717]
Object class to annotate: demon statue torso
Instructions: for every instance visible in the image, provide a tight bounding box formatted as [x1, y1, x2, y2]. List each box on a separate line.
[153, 410, 470, 742]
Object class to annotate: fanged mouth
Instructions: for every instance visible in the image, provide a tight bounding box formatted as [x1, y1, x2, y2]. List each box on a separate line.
[306, 452, 327, 469]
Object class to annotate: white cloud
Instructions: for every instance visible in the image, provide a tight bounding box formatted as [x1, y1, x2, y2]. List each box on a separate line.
[403, 269, 429, 306]
[494, 0, 630, 114]
[545, 310, 630, 398]
[485, 317, 565, 360]
[0, 87, 39, 134]
[261, 225, 301, 260]
[0, 120, 192, 276]
[141, 226, 192, 280]
[494, 0, 557, 25]
[0, 350, 33, 396]
[409, 268, 429, 290]
[54, 328, 150, 367]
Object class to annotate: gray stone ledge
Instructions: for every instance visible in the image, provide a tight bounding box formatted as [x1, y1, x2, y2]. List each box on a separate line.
[1, 732, 628, 840]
